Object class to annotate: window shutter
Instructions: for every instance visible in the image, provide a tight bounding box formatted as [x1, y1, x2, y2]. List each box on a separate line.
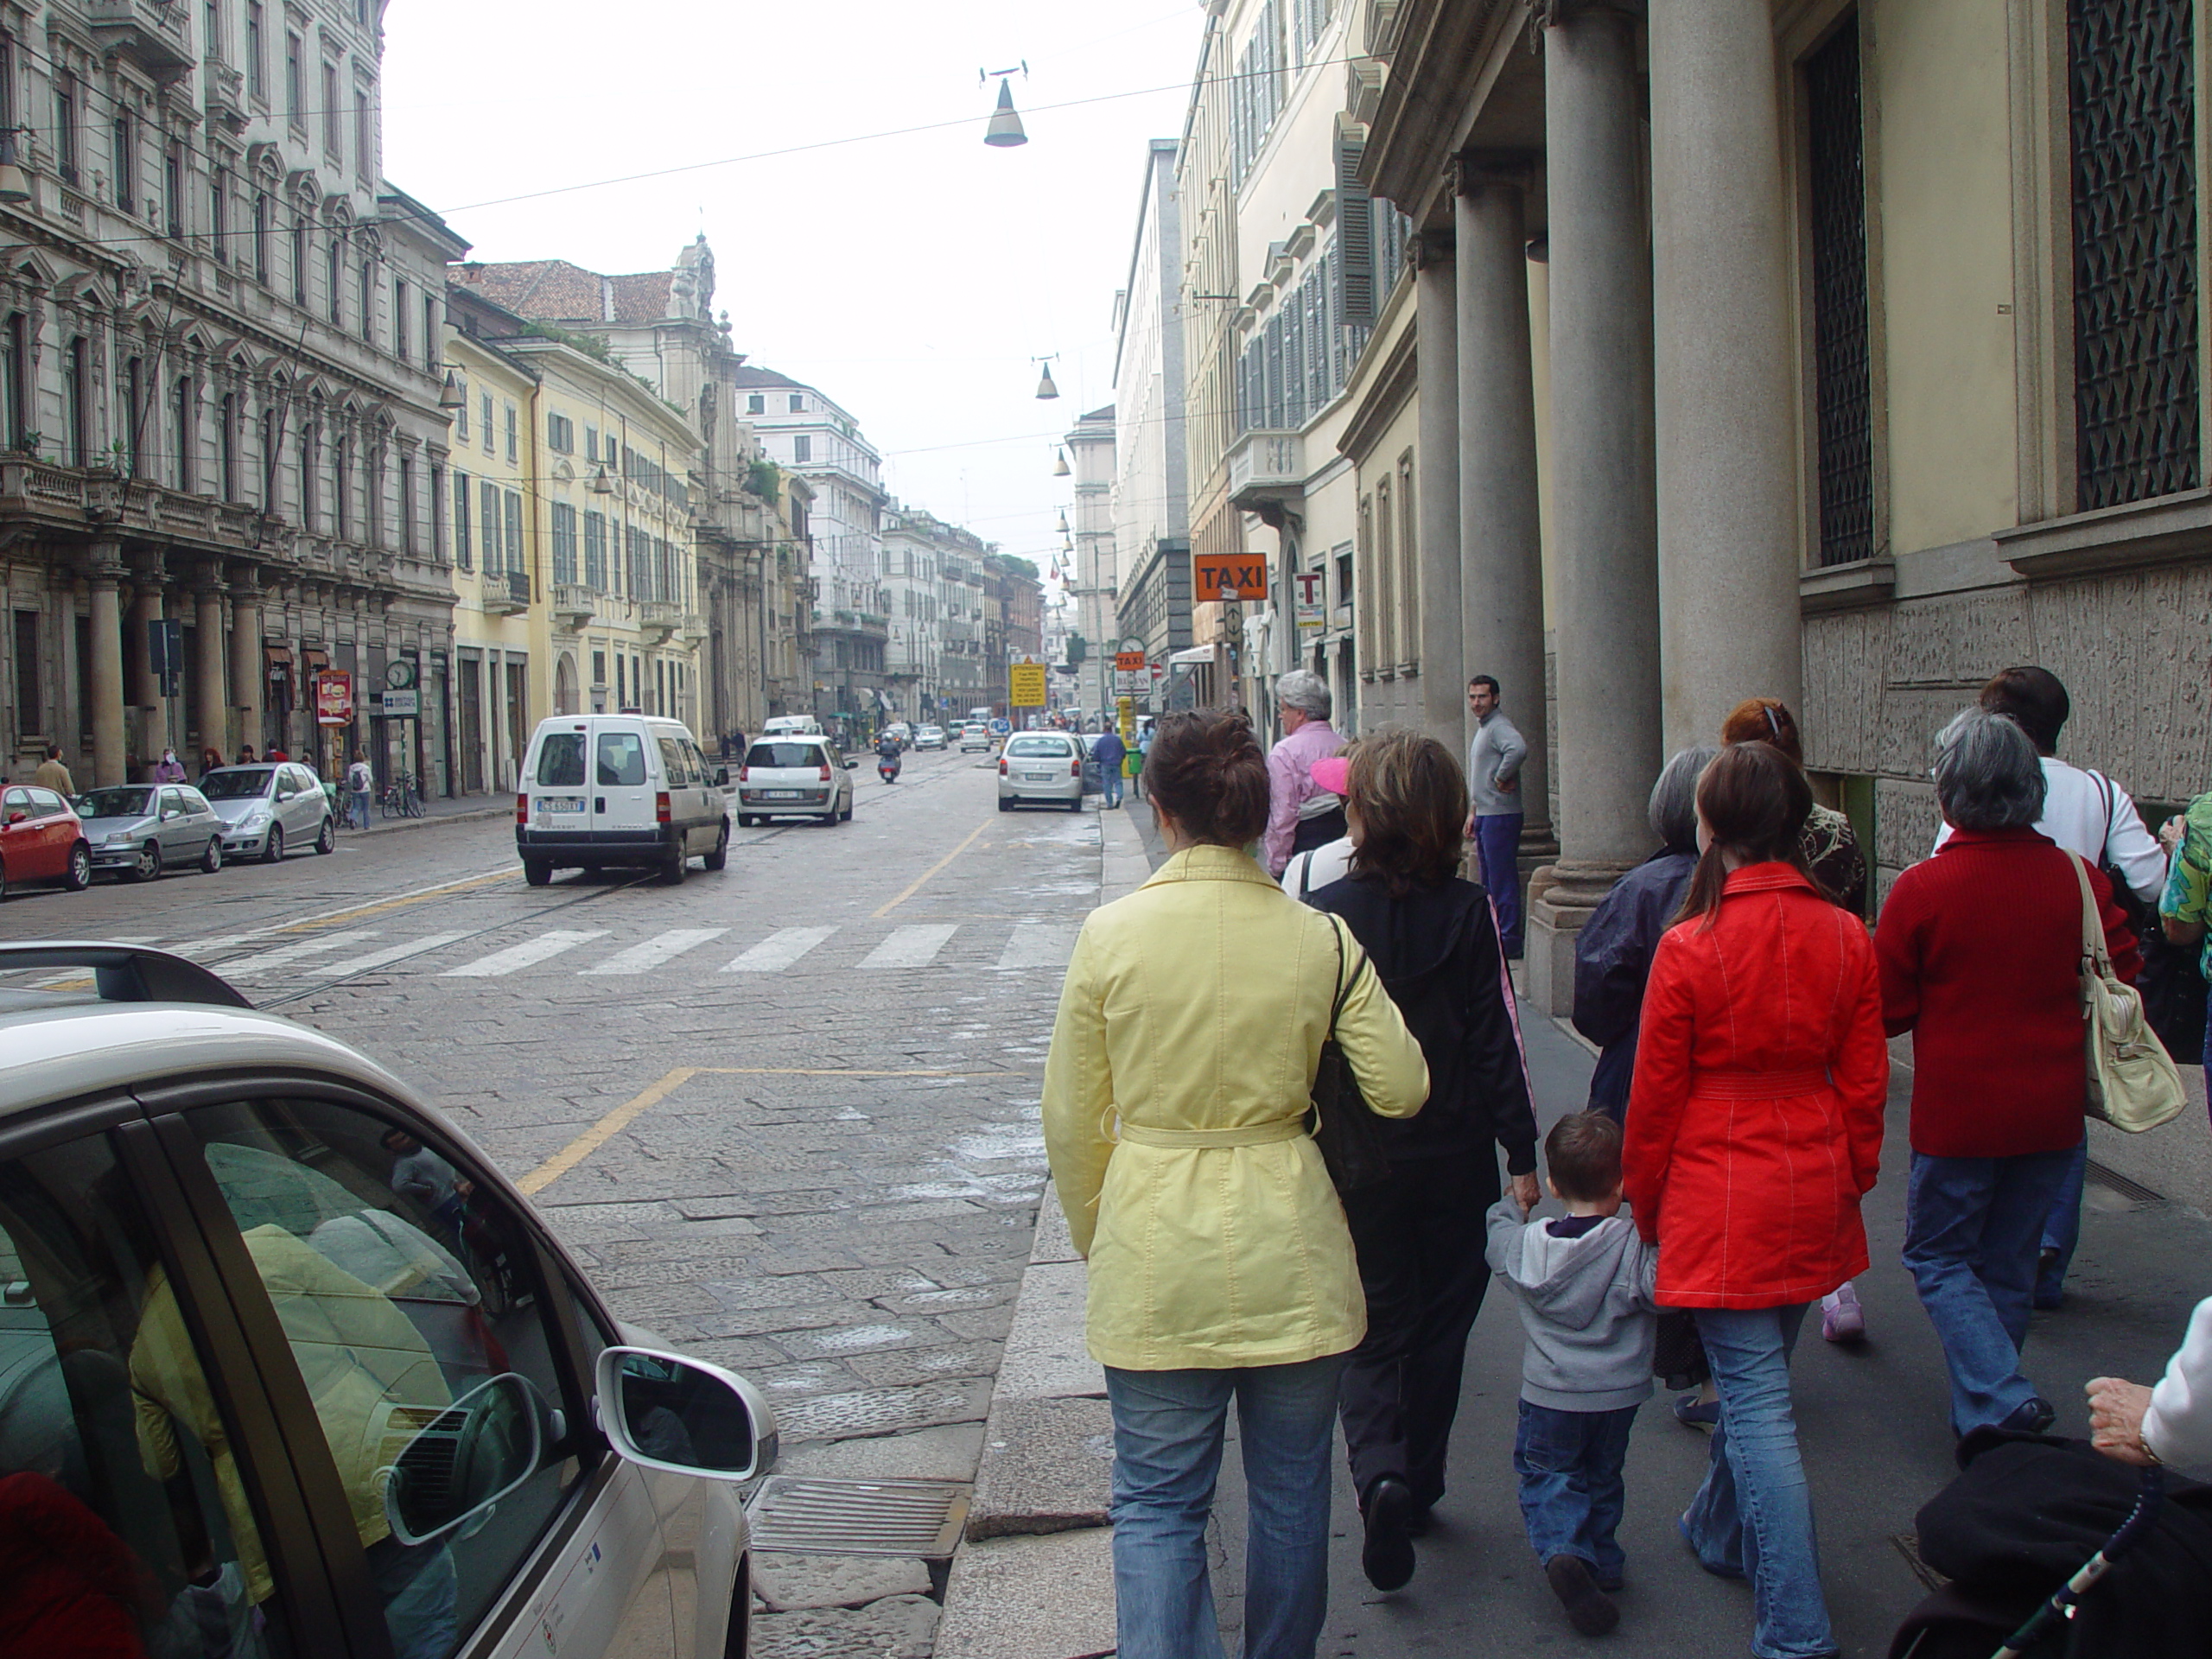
[1335, 125, 1374, 328]
[1285, 293, 1306, 429]
[1264, 314, 1286, 428]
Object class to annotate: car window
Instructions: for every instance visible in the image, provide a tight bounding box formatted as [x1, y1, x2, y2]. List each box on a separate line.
[179, 787, 211, 813]
[180, 1098, 590, 1659]
[0, 1132, 298, 1657]
[656, 737, 691, 788]
[595, 733, 648, 788]
[535, 734, 588, 789]
[28, 787, 66, 816]
[1005, 737, 1070, 759]
[287, 767, 318, 796]
[200, 770, 276, 800]
[683, 741, 715, 781]
[2, 787, 26, 814]
[746, 743, 823, 770]
[78, 786, 155, 818]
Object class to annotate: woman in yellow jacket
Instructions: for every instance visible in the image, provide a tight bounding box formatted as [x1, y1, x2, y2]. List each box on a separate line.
[1043, 709, 1429, 1659]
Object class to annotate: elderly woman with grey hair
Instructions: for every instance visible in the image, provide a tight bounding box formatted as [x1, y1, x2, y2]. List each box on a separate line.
[1573, 745, 1721, 1123]
[1262, 670, 1347, 876]
[1875, 709, 2140, 1438]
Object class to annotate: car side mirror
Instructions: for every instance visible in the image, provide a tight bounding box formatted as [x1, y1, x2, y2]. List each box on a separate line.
[3, 811, 25, 825]
[843, 759, 858, 770]
[594, 1346, 776, 1483]
[381, 1372, 559, 1547]
[714, 766, 730, 787]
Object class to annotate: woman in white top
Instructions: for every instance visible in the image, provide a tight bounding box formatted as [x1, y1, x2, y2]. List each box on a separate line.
[2088, 1295, 2212, 1471]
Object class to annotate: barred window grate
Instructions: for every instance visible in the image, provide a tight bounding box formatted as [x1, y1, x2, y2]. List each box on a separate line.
[2069, 0, 2200, 512]
[1807, 17, 1873, 567]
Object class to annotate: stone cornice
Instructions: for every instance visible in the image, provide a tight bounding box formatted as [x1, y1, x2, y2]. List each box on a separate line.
[1363, 0, 1521, 213]
[1993, 488, 2212, 579]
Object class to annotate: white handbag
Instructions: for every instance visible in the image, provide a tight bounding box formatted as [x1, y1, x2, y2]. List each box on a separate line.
[2070, 855, 2188, 1134]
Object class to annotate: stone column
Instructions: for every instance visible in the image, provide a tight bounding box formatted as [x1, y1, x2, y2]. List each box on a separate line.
[1649, 0, 1802, 752]
[1454, 151, 1554, 864]
[230, 580, 263, 757]
[1523, 1, 1664, 1015]
[195, 575, 229, 762]
[127, 571, 164, 767]
[86, 552, 128, 787]
[1413, 229, 1464, 745]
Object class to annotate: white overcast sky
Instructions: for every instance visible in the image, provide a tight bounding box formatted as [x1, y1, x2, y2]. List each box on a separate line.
[381, 0, 1205, 586]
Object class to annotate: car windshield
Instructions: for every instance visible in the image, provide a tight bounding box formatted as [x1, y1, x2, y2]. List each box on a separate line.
[75, 787, 153, 817]
[199, 768, 275, 799]
[747, 743, 824, 769]
[1006, 737, 1069, 759]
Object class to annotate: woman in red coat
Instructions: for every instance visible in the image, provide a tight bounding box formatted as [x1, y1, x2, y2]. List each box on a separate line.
[1624, 742, 1889, 1659]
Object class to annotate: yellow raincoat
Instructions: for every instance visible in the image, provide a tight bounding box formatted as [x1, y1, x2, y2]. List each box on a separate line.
[1043, 844, 1428, 1370]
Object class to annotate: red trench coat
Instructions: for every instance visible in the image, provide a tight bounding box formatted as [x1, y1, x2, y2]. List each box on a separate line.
[1623, 863, 1890, 1309]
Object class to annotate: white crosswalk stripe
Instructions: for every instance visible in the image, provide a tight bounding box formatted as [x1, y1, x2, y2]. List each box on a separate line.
[581, 928, 730, 976]
[324, 934, 469, 978]
[995, 923, 1079, 971]
[215, 930, 382, 976]
[441, 930, 607, 978]
[721, 926, 838, 973]
[861, 925, 958, 970]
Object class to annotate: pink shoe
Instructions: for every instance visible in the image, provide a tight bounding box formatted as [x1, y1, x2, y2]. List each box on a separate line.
[1821, 1282, 1866, 1343]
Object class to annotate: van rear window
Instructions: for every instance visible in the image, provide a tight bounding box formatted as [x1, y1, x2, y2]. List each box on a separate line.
[537, 734, 588, 788]
[747, 743, 823, 769]
[595, 733, 648, 787]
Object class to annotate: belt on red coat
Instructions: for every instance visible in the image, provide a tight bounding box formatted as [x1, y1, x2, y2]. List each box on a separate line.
[1689, 1066, 1833, 1099]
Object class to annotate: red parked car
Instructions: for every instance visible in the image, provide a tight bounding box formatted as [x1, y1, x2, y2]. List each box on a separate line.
[0, 784, 92, 899]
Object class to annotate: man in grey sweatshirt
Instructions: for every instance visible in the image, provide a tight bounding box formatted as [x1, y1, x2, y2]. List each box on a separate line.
[1485, 1112, 1659, 1638]
[1465, 675, 1529, 956]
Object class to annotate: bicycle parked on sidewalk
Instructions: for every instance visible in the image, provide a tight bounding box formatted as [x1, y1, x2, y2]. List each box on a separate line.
[378, 773, 425, 819]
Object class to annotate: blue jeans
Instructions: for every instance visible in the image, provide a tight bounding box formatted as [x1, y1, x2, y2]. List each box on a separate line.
[1474, 812, 1523, 954]
[1682, 1304, 1832, 1659]
[1514, 1400, 1639, 1585]
[1105, 1355, 1347, 1659]
[1103, 766, 1123, 808]
[1903, 1147, 2077, 1435]
[353, 788, 372, 829]
[2036, 1139, 2089, 1304]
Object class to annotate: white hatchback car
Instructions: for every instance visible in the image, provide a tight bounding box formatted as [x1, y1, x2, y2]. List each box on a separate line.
[958, 722, 993, 753]
[735, 736, 855, 826]
[0, 942, 773, 1659]
[997, 732, 1085, 812]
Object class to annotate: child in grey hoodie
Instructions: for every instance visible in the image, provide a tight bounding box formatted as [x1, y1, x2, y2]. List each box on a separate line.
[1485, 1111, 1659, 1638]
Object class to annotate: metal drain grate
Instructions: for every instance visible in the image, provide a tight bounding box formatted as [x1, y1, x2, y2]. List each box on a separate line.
[744, 1476, 970, 1559]
[2087, 1160, 2165, 1205]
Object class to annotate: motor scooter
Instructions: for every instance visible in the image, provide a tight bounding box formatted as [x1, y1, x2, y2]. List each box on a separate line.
[878, 751, 901, 784]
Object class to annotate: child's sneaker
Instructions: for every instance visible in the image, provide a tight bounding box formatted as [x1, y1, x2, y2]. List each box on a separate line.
[1545, 1554, 1620, 1637]
[1821, 1282, 1866, 1343]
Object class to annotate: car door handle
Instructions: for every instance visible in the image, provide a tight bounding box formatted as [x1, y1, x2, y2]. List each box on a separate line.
[595, 797, 606, 812]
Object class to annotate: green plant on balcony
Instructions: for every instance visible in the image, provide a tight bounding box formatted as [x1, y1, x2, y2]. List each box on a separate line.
[745, 456, 782, 499]
[4, 430, 42, 458]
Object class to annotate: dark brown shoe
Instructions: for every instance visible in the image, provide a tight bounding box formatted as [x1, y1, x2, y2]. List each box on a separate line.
[1545, 1554, 1620, 1637]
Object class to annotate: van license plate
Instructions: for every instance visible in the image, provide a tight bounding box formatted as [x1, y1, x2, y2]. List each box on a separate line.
[540, 798, 583, 814]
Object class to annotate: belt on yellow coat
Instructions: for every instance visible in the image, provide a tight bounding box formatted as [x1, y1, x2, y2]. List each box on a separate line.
[1109, 1116, 1309, 1148]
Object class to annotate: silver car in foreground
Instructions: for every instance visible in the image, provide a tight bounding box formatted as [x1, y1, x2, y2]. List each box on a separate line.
[0, 942, 773, 1659]
[200, 761, 338, 861]
[74, 783, 228, 880]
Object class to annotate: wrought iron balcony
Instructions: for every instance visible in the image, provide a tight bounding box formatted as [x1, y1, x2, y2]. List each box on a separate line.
[483, 569, 531, 615]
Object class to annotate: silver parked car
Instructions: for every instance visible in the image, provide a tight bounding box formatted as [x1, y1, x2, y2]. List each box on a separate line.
[200, 761, 338, 861]
[75, 782, 228, 881]
[997, 732, 1085, 812]
[0, 941, 775, 1659]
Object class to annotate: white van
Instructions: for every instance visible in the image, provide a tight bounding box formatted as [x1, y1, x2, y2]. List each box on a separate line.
[516, 714, 730, 886]
[762, 715, 823, 737]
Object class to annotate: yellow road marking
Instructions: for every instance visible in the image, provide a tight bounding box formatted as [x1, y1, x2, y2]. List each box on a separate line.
[873, 821, 991, 918]
[516, 1064, 1034, 1197]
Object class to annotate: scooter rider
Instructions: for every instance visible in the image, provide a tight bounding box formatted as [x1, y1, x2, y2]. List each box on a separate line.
[877, 730, 903, 782]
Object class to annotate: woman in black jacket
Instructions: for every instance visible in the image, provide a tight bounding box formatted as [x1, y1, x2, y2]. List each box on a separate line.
[1306, 729, 1541, 1593]
[1571, 746, 1719, 1122]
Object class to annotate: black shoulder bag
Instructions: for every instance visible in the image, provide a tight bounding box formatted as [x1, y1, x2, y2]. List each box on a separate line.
[1308, 918, 1395, 1192]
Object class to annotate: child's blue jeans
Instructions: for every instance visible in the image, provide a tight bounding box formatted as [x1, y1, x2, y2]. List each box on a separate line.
[1513, 1397, 1641, 1585]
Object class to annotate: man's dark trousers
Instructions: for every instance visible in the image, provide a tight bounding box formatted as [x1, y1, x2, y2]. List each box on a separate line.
[1475, 811, 1524, 956]
[1337, 1148, 1498, 1510]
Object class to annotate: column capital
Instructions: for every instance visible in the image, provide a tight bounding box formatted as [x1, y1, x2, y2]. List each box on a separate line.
[1410, 227, 1457, 271]
[1453, 149, 1538, 194]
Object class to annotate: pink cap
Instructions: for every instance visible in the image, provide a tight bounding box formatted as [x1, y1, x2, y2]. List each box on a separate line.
[1309, 755, 1351, 797]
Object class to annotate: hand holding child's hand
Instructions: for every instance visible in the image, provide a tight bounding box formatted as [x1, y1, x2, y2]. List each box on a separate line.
[1509, 1171, 1540, 1216]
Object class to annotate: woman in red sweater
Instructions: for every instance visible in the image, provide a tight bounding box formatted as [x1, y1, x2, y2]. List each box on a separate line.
[1876, 709, 2137, 1440]
[1625, 742, 1888, 1659]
